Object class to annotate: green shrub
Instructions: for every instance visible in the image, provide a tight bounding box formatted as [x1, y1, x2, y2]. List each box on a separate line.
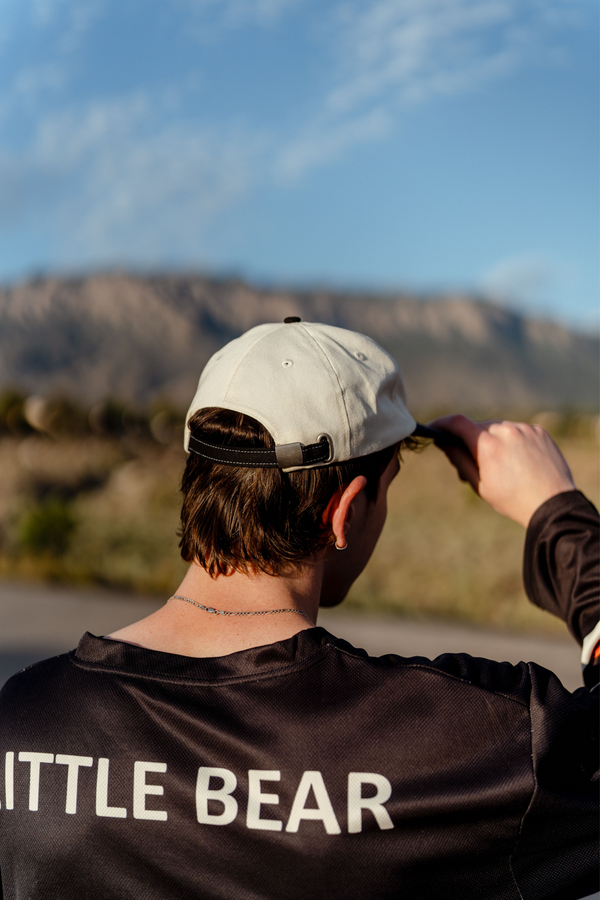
[18, 498, 76, 556]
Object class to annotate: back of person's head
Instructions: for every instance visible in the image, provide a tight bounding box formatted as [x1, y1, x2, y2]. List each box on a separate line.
[180, 320, 422, 577]
[180, 407, 421, 576]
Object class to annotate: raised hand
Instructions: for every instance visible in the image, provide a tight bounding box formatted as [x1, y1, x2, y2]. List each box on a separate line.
[428, 415, 576, 528]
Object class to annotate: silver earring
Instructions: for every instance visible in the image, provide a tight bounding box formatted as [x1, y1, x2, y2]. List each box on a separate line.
[335, 541, 347, 551]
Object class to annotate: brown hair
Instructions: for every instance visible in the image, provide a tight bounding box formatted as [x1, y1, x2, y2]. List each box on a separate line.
[179, 407, 422, 577]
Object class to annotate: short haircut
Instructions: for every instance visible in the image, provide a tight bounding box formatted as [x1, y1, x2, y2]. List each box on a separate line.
[180, 407, 422, 577]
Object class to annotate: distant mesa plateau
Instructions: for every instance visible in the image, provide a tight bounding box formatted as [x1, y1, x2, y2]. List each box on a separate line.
[0, 273, 597, 415]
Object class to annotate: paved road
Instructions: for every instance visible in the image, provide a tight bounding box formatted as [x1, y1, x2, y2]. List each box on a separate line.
[0, 579, 583, 691]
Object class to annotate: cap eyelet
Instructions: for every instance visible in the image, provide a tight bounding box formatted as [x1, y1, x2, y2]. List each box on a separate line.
[354, 351, 367, 361]
[282, 359, 293, 368]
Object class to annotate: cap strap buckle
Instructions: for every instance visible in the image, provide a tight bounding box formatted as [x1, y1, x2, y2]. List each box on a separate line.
[275, 443, 304, 468]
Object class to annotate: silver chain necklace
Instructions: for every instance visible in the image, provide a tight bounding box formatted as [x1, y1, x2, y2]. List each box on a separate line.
[170, 594, 314, 625]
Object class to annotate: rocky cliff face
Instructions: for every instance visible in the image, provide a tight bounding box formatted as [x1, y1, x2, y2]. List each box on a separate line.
[0, 273, 597, 414]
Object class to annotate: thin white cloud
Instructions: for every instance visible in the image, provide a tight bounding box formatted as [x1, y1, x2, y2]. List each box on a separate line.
[0, 63, 68, 126]
[478, 253, 588, 325]
[273, 0, 585, 179]
[479, 254, 556, 306]
[8, 94, 261, 260]
[29, 0, 106, 49]
[180, 0, 304, 34]
[0, 0, 590, 267]
[324, 0, 571, 116]
[57, 0, 106, 53]
[275, 108, 392, 181]
[30, 0, 68, 28]
[0, 0, 106, 123]
[14, 63, 67, 99]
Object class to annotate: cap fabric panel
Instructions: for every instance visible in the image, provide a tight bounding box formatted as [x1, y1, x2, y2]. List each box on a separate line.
[183, 324, 277, 451]
[304, 325, 415, 460]
[223, 323, 350, 456]
[184, 321, 416, 466]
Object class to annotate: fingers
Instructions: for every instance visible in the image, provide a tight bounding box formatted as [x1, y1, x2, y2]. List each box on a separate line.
[442, 444, 480, 492]
[427, 414, 482, 451]
[431, 418, 576, 527]
[427, 414, 482, 492]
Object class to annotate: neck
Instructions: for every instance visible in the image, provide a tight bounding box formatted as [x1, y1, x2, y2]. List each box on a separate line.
[106, 558, 323, 658]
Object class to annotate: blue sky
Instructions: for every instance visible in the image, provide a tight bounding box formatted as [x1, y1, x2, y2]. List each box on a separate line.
[0, 0, 597, 329]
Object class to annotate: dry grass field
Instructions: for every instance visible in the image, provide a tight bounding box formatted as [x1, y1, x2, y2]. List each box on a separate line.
[0, 427, 597, 635]
[0, 436, 187, 594]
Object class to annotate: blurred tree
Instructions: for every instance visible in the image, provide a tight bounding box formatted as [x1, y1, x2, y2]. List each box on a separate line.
[149, 401, 185, 445]
[22, 395, 90, 437]
[0, 389, 32, 436]
[89, 398, 153, 439]
[89, 399, 128, 436]
[44, 397, 90, 437]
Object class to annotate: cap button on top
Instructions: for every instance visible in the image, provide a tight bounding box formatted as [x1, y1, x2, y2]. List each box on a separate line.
[284, 316, 301, 324]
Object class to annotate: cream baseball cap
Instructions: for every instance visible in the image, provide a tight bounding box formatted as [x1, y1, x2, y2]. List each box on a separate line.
[184, 318, 418, 471]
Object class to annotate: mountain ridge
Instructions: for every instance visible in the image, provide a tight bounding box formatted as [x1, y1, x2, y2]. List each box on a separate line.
[0, 272, 597, 414]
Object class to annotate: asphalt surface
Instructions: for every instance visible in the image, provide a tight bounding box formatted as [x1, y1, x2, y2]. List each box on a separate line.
[0, 579, 583, 691]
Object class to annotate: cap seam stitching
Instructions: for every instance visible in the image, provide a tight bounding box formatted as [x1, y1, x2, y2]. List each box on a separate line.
[300, 325, 352, 458]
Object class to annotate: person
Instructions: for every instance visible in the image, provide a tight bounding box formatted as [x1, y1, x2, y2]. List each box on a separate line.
[0, 319, 597, 900]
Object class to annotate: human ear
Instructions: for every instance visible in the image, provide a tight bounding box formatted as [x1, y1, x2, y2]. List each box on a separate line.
[327, 476, 367, 550]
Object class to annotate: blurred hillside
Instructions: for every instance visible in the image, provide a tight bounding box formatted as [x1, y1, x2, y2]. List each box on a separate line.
[0, 272, 597, 415]
[1, 271, 597, 627]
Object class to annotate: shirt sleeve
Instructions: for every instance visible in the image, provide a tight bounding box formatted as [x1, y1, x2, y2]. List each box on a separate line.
[511, 661, 599, 900]
[523, 489, 599, 690]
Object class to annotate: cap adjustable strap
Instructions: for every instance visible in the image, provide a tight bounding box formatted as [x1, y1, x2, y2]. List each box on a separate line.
[188, 432, 331, 468]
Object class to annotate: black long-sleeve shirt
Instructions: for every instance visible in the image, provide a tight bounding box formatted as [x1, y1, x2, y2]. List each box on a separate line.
[0, 490, 598, 899]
